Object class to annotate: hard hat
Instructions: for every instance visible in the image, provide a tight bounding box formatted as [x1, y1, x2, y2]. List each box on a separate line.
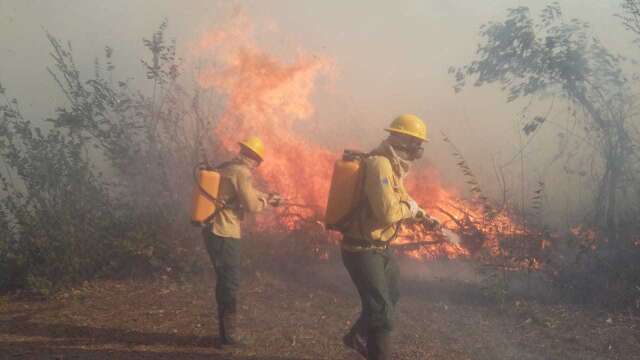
[239, 136, 265, 160]
[385, 114, 428, 142]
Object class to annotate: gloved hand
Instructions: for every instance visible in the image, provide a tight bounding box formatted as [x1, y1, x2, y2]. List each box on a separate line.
[268, 193, 283, 207]
[404, 199, 420, 218]
[423, 216, 440, 231]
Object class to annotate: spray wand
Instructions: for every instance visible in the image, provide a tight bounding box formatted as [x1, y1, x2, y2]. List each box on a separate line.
[264, 192, 322, 210]
[279, 201, 323, 209]
[408, 208, 462, 246]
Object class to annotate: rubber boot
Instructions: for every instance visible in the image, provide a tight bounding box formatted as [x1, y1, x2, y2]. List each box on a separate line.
[343, 318, 368, 358]
[367, 330, 391, 360]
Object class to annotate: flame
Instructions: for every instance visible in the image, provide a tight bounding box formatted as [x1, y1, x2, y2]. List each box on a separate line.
[571, 226, 600, 251]
[192, 13, 525, 261]
[195, 13, 334, 228]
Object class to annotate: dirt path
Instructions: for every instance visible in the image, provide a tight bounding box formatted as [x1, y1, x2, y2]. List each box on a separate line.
[1, 259, 639, 359]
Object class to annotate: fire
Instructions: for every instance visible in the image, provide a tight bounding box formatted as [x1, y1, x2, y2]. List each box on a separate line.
[192, 13, 523, 260]
[400, 172, 526, 260]
[195, 13, 334, 228]
[571, 226, 600, 251]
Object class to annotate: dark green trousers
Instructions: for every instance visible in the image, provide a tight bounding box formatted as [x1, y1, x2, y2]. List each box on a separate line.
[342, 246, 399, 359]
[203, 229, 241, 313]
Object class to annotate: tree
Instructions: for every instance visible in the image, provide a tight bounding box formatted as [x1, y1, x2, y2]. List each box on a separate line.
[451, 4, 635, 241]
[619, 0, 640, 41]
[0, 22, 206, 293]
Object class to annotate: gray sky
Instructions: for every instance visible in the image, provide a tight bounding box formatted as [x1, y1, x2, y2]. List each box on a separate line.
[1, 0, 636, 225]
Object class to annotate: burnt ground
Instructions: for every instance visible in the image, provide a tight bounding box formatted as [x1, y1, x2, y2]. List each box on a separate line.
[1, 254, 640, 360]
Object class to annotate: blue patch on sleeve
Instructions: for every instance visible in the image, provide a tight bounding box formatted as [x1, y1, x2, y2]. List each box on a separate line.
[381, 178, 390, 186]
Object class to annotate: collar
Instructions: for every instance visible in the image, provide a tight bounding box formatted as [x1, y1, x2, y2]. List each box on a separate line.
[370, 139, 410, 178]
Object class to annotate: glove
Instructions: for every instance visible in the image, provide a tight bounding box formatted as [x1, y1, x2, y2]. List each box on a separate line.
[268, 193, 283, 207]
[404, 199, 420, 218]
[423, 217, 440, 231]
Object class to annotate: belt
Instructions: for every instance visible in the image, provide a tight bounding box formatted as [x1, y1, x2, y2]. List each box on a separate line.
[341, 236, 389, 251]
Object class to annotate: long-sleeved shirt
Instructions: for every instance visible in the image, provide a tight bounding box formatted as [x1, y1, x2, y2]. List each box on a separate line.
[343, 154, 412, 247]
[211, 158, 267, 239]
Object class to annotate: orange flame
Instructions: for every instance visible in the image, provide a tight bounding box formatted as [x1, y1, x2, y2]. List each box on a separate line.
[193, 14, 523, 260]
[195, 14, 334, 227]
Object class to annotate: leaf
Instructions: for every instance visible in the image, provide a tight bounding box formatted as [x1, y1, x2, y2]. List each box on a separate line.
[523, 122, 539, 135]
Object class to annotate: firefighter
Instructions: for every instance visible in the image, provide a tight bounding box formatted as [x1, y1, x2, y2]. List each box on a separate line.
[202, 136, 281, 347]
[341, 114, 432, 359]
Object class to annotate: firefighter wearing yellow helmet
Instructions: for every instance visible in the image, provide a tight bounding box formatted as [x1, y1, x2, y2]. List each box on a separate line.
[341, 114, 433, 360]
[202, 135, 280, 347]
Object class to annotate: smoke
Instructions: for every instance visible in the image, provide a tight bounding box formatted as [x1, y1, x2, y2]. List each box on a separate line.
[1, 0, 637, 229]
[401, 259, 482, 284]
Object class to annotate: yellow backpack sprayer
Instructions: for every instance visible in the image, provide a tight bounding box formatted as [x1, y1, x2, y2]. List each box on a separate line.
[191, 160, 315, 226]
[324, 149, 459, 245]
[191, 163, 222, 226]
[324, 150, 368, 231]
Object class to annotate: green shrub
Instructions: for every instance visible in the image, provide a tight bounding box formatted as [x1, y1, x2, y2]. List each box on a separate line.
[0, 22, 207, 294]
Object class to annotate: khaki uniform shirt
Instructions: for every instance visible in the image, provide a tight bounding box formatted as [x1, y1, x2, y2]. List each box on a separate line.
[211, 158, 267, 239]
[343, 154, 412, 249]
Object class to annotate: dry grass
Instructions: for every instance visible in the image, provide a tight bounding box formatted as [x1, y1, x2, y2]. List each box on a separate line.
[1, 251, 639, 360]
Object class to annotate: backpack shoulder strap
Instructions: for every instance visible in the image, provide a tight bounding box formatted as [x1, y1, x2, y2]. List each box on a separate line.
[193, 160, 233, 226]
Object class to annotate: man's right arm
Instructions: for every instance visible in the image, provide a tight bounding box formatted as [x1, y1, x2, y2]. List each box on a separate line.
[236, 170, 267, 213]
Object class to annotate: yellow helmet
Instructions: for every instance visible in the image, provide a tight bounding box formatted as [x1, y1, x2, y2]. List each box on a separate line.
[238, 136, 265, 160]
[385, 114, 428, 142]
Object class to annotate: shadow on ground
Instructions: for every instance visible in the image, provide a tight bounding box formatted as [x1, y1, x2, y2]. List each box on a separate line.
[0, 319, 301, 359]
[1, 341, 300, 359]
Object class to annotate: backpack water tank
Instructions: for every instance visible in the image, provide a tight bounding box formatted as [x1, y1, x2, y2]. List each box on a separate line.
[191, 169, 221, 225]
[325, 151, 366, 231]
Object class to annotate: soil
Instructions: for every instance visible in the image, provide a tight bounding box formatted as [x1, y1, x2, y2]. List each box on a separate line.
[1, 255, 639, 359]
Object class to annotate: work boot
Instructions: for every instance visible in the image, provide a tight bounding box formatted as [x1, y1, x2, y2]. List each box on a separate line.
[215, 308, 227, 349]
[367, 330, 391, 360]
[343, 320, 368, 358]
[343, 330, 368, 358]
[220, 311, 246, 347]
